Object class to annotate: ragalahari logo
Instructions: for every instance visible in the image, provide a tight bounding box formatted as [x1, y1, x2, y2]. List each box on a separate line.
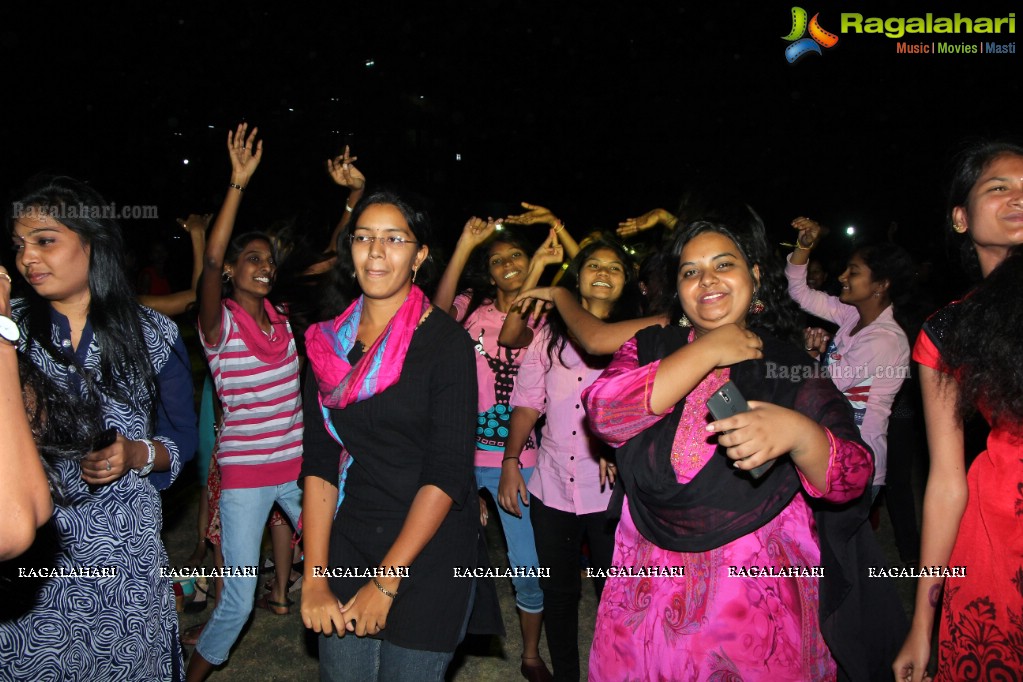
[783, 7, 839, 63]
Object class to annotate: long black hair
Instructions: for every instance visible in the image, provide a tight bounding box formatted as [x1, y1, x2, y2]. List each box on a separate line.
[9, 176, 159, 426]
[545, 236, 642, 366]
[942, 246, 1023, 427]
[946, 139, 1023, 280]
[853, 243, 922, 340]
[668, 205, 802, 346]
[458, 227, 533, 322]
[18, 352, 102, 504]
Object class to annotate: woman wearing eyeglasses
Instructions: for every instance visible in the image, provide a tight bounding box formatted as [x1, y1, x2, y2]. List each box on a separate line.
[300, 190, 500, 681]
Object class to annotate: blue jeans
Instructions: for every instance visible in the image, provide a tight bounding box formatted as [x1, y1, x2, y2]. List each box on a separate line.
[318, 580, 476, 682]
[196, 481, 303, 665]
[475, 465, 544, 613]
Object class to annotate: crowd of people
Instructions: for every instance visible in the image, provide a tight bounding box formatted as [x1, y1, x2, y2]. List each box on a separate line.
[0, 132, 1021, 682]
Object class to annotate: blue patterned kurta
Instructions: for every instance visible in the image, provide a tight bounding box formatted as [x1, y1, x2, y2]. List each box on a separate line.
[0, 300, 197, 681]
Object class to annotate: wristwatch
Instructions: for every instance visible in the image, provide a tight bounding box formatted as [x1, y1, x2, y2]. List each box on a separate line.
[0, 315, 20, 346]
[134, 438, 156, 477]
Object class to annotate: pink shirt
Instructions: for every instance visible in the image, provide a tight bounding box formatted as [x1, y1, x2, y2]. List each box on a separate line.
[511, 326, 613, 515]
[201, 302, 303, 489]
[583, 337, 872, 681]
[453, 293, 538, 468]
[785, 255, 909, 486]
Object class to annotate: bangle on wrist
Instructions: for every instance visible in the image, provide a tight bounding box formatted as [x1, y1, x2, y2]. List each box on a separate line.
[229, 183, 245, 193]
[553, 221, 565, 234]
[372, 576, 397, 599]
[502, 456, 521, 467]
[795, 240, 815, 251]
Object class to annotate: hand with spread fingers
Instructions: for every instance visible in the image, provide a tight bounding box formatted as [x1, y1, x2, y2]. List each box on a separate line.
[616, 208, 677, 239]
[227, 123, 263, 186]
[502, 202, 559, 228]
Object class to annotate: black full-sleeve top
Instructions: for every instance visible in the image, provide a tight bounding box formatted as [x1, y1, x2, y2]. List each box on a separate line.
[301, 309, 485, 652]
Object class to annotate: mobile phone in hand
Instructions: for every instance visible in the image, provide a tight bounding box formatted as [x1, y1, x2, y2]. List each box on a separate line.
[706, 381, 775, 479]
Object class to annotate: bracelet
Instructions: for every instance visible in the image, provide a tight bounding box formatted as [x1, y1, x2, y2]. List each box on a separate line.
[229, 183, 245, 193]
[794, 240, 815, 251]
[502, 456, 520, 464]
[372, 576, 397, 599]
[344, 203, 354, 213]
[553, 221, 565, 234]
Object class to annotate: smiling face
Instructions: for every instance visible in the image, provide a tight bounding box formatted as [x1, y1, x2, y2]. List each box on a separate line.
[837, 254, 884, 307]
[350, 203, 428, 305]
[12, 211, 92, 307]
[578, 247, 627, 306]
[226, 238, 276, 301]
[487, 241, 529, 294]
[677, 231, 759, 337]
[953, 153, 1023, 267]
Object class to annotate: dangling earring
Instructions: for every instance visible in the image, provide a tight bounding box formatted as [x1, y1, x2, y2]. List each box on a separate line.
[678, 314, 691, 328]
[412, 266, 419, 284]
[749, 289, 765, 315]
[222, 271, 232, 283]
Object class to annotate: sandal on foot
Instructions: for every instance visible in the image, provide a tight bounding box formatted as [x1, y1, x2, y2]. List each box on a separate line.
[255, 594, 293, 616]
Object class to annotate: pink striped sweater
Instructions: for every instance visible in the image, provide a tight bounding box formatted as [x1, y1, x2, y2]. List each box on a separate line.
[201, 303, 303, 489]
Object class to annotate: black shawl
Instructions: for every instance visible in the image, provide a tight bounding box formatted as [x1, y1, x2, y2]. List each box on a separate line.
[608, 324, 907, 682]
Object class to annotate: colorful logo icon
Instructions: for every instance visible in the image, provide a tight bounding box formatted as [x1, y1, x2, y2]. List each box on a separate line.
[782, 7, 839, 63]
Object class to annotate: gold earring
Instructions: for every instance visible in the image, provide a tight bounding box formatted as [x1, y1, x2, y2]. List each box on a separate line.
[953, 222, 967, 234]
[412, 266, 419, 284]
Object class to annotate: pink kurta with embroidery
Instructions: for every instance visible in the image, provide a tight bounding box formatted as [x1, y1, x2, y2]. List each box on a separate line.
[582, 337, 871, 682]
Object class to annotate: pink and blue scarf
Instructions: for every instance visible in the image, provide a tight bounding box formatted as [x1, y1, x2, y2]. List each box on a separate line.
[305, 285, 430, 513]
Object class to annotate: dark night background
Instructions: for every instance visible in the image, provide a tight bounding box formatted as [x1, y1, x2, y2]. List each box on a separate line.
[2, 1, 1019, 297]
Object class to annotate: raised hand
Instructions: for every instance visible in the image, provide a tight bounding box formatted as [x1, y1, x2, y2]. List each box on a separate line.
[791, 216, 824, 250]
[530, 229, 564, 271]
[177, 213, 212, 237]
[617, 209, 663, 238]
[326, 146, 366, 191]
[226, 123, 263, 184]
[503, 202, 559, 228]
[456, 216, 497, 252]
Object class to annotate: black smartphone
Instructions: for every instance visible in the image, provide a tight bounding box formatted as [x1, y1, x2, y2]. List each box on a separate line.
[706, 381, 775, 479]
[91, 427, 117, 452]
